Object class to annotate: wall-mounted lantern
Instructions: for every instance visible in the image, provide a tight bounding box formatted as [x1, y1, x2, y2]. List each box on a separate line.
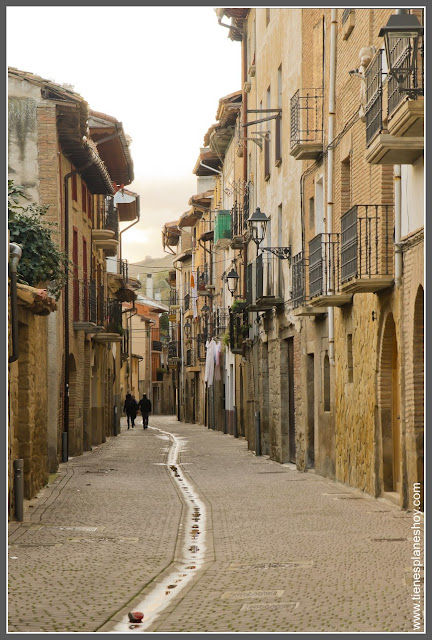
[247, 206, 291, 260]
[247, 207, 269, 246]
[379, 9, 423, 98]
[226, 267, 240, 296]
[184, 320, 191, 339]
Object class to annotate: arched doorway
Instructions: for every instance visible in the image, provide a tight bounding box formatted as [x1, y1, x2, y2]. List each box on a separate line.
[413, 286, 424, 509]
[379, 313, 401, 494]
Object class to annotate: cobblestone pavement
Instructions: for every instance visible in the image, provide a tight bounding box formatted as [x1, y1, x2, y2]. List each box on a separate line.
[8, 415, 423, 633]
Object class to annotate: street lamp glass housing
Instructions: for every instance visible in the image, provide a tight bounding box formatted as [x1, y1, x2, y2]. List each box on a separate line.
[226, 267, 239, 295]
[247, 207, 269, 246]
[184, 320, 191, 338]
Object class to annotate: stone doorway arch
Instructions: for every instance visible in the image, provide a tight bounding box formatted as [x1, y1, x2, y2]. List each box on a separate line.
[379, 312, 401, 495]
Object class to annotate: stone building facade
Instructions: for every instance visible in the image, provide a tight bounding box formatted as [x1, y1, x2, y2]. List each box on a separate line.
[213, 8, 423, 509]
[8, 68, 137, 517]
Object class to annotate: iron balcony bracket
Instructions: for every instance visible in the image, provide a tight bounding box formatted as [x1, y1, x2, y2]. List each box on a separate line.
[260, 246, 291, 260]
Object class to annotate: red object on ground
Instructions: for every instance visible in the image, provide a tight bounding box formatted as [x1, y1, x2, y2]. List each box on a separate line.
[128, 611, 144, 622]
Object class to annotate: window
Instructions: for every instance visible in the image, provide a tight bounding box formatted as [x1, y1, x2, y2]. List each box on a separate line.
[347, 334, 353, 383]
[323, 353, 330, 411]
[81, 183, 87, 214]
[83, 238, 88, 321]
[71, 173, 77, 202]
[275, 65, 282, 165]
[73, 228, 79, 322]
[315, 178, 324, 234]
[309, 197, 315, 228]
[87, 192, 92, 221]
[264, 87, 271, 180]
[341, 155, 351, 214]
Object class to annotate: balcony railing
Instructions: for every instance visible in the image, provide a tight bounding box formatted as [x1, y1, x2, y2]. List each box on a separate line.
[290, 89, 323, 159]
[229, 309, 248, 353]
[89, 280, 97, 324]
[168, 340, 180, 360]
[212, 309, 229, 337]
[308, 233, 342, 299]
[106, 298, 123, 333]
[292, 251, 305, 309]
[184, 292, 190, 311]
[341, 204, 393, 286]
[152, 340, 162, 352]
[256, 253, 283, 304]
[365, 49, 383, 146]
[169, 289, 178, 307]
[186, 348, 196, 367]
[197, 265, 209, 292]
[197, 334, 207, 361]
[104, 197, 119, 240]
[388, 36, 424, 116]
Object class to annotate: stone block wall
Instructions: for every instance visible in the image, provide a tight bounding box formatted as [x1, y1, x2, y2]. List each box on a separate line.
[401, 231, 424, 509]
[15, 308, 49, 499]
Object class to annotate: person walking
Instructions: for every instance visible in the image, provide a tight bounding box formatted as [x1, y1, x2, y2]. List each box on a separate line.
[139, 394, 152, 429]
[123, 393, 138, 429]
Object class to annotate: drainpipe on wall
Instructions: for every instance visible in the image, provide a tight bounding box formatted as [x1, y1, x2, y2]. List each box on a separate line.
[8, 243, 23, 364]
[327, 8, 337, 367]
[394, 165, 402, 288]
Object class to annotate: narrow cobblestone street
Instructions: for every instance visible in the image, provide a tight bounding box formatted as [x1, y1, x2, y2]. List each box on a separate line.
[8, 416, 420, 633]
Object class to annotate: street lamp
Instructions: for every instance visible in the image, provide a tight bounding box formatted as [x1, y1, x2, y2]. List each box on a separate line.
[247, 207, 269, 246]
[247, 206, 291, 260]
[379, 9, 423, 98]
[226, 267, 239, 296]
[184, 320, 192, 339]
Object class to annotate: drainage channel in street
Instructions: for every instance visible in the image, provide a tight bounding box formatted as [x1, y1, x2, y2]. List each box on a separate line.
[108, 425, 207, 633]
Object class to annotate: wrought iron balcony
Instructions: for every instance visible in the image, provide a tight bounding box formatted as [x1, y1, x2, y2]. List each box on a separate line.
[73, 279, 104, 331]
[365, 42, 424, 164]
[307, 233, 352, 307]
[229, 308, 248, 354]
[186, 348, 196, 367]
[197, 333, 207, 361]
[230, 181, 251, 247]
[105, 298, 123, 334]
[197, 265, 209, 293]
[184, 292, 190, 312]
[168, 340, 180, 361]
[152, 340, 162, 352]
[104, 197, 119, 240]
[255, 253, 284, 310]
[169, 289, 178, 307]
[340, 204, 394, 293]
[291, 251, 305, 309]
[211, 309, 229, 338]
[290, 89, 324, 160]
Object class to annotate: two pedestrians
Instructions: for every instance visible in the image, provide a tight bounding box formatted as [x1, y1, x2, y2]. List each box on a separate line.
[139, 394, 152, 429]
[123, 393, 139, 428]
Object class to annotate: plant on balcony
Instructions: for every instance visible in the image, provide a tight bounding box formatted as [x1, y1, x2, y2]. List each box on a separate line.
[221, 331, 230, 347]
[231, 298, 247, 313]
[106, 322, 124, 335]
[8, 181, 69, 300]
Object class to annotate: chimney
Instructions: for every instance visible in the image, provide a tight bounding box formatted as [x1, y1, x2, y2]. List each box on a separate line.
[146, 273, 153, 299]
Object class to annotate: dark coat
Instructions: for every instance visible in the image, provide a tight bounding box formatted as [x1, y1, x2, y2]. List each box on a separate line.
[124, 395, 138, 415]
[139, 397, 152, 413]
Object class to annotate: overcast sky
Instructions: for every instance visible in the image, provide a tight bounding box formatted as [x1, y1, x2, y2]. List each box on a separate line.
[7, 6, 241, 262]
